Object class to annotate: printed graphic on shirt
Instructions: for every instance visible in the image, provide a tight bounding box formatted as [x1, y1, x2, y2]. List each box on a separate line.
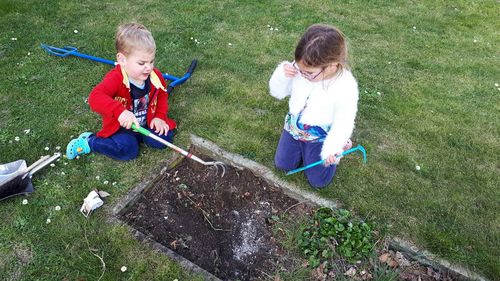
[130, 78, 150, 127]
[133, 95, 149, 126]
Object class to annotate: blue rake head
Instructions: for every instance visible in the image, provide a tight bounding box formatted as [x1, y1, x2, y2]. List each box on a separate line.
[40, 44, 78, 57]
[352, 145, 367, 163]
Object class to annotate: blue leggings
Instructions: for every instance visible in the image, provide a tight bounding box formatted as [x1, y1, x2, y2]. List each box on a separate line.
[88, 128, 174, 161]
[275, 130, 336, 188]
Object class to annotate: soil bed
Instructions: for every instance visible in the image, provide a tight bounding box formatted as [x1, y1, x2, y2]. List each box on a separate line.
[120, 153, 311, 280]
[119, 147, 469, 281]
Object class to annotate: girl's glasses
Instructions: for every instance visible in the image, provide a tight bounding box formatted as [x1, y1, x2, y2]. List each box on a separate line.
[292, 61, 325, 80]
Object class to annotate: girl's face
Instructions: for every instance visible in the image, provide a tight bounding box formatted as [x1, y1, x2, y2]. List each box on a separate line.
[117, 49, 155, 85]
[294, 60, 338, 82]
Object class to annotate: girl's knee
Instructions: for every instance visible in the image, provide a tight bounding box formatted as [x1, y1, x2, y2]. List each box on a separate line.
[307, 177, 332, 189]
[275, 155, 297, 171]
[305, 165, 336, 188]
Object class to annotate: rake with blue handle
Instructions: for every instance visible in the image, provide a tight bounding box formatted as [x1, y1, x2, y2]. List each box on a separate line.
[40, 44, 197, 93]
[286, 145, 367, 176]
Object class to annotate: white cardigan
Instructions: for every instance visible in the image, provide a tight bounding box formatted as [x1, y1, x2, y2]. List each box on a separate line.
[269, 61, 359, 160]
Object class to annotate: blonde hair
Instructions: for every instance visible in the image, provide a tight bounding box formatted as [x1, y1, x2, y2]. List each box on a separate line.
[115, 22, 156, 55]
[294, 24, 349, 75]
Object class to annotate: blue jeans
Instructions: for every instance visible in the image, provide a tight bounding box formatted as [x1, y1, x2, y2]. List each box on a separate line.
[275, 130, 336, 188]
[88, 128, 174, 161]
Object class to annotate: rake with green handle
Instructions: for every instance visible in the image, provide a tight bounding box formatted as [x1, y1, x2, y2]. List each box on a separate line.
[286, 145, 367, 176]
[131, 124, 226, 176]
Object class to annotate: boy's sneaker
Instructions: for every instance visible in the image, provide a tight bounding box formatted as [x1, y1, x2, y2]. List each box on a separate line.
[66, 132, 92, 160]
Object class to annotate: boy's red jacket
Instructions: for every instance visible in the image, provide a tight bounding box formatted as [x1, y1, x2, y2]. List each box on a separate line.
[88, 64, 176, 137]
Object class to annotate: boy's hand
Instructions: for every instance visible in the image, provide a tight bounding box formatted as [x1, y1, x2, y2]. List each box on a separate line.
[150, 118, 169, 136]
[284, 62, 298, 78]
[118, 110, 139, 129]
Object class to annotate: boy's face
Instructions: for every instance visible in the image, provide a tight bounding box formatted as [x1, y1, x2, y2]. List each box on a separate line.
[117, 49, 155, 84]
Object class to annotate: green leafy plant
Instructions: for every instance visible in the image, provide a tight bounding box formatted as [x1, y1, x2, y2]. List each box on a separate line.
[298, 207, 376, 268]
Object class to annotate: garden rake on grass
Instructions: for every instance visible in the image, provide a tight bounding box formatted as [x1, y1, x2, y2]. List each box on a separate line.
[286, 145, 367, 175]
[40, 44, 197, 94]
[132, 124, 226, 177]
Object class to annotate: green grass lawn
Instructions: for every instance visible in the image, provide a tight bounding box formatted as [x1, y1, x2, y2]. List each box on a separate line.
[1, 0, 498, 279]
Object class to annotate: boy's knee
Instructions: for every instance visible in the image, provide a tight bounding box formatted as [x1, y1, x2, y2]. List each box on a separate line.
[116, 142, 139, 161]
[117, 151, 139, 161]
[146, 131, 174, 149]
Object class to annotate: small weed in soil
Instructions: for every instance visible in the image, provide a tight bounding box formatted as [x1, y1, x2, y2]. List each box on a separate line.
[298, 207, 376, 268]
[120, 154, 312, 280]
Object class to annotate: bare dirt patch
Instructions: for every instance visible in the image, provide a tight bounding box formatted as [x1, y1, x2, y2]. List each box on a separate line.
[120, 153, 310, 280]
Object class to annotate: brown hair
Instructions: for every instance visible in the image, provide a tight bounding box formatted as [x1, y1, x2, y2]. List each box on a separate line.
[294, 24, 348, 74]
[115, 22, 156, 55]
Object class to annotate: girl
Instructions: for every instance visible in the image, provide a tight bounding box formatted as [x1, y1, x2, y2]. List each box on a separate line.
[269, 24, 359, 188]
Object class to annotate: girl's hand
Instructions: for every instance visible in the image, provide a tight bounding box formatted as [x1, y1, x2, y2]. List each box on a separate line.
[118, 110, 139, 129]
[324, 153, 341, 166]
[150, 118, 169, 136]
[284, 62, 298, 78]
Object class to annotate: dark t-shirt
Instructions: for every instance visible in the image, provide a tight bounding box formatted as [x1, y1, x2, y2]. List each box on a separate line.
[130, 78, 150, 127]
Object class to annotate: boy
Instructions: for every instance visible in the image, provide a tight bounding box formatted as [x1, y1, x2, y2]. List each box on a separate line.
[66, 22, 176, 161]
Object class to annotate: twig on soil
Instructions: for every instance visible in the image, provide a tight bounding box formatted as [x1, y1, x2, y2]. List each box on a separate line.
[282, 201, 307, 216]
[255, 268, 274, 280]
[202, 210, 230, 231]
[182, 190, 230, 231]
[83, 219, 106, 281]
